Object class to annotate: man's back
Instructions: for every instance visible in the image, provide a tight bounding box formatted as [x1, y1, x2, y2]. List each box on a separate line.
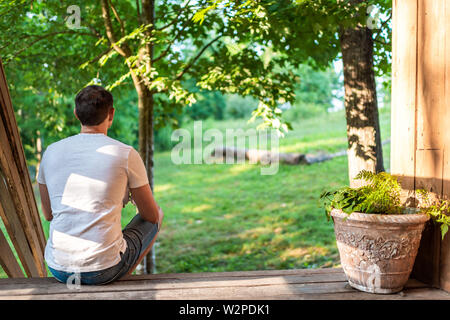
[38, 133, 148, 272]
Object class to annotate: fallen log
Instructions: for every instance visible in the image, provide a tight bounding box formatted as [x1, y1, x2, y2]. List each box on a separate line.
[211, 147, 319, 165]
[211, 138, 390, 166]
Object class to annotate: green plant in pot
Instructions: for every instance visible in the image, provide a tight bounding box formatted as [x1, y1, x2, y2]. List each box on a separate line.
[319, 170, 450, 294]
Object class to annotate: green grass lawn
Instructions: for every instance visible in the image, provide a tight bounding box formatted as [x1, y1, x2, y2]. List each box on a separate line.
[0, 108, 391, 277]
[147, 108, 391, 273]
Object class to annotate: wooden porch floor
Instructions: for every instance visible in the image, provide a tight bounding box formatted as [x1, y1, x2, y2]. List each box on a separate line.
[0, 268, 449, 300]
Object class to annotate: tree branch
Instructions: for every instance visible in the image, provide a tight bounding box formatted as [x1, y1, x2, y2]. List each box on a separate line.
[153, 10, 195, 63]
[88, 27, 103, 40]
[85, 47, 113, 66]
[156, 0, 192, 31]
[373, 12, 392, 42]
[152, 34, 222, 93]
[1, 29, 98, 51]
[136, 0, 143, 25]
[100, 0, 132, 58]
[108, 0, 126, 36]
[174, 34, 223, 81]
[373, 38, 389, 46]
[100, 0, 147, 93]
[5, 30, 99, 59]
[152, 22, 189, 63]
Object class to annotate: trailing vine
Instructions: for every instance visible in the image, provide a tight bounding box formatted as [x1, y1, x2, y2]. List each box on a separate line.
[416, 189, 450, 239]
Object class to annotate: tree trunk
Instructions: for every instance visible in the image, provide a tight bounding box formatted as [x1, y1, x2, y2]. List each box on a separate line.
[136, 87, 156, 274]
[137, 89, 154, 188]
[339, 20, 384, 188]
[138, 0, 156, 274]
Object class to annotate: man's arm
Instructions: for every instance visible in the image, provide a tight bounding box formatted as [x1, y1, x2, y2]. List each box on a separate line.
[38, 183, 53, 221]
[130, 184, 164, 229]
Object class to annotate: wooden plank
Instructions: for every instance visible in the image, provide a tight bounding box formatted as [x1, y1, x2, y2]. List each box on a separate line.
[0, 268, 441, 301]
[0, 279, 448, 301]
[443, 150, 450, 200]
[0, 116, 46, 276]
[0, 59, 46, 277]
[0, 270, 349, 297]
[390, 0, 446, 290]
[0, 265, 344, 288]
[415, 149, 443, 198]
[442, 148, 450, 294]
[5, 289, 448, 300]
[0, 282, 379, 300]
[0, 169, 39, 277]
[412, 220, 442, 287]
[412, 149, 443, 287]
[439, 0, 450, 293]
[0, 132, 42, 277]
[390, 0, 418, 205]
[0, 268, 445, 300]
[442, 141, 450, 292]
[440, 230, 450, 291]
[0, 62, 46, 254]
[416, 0, 446, 150]
[0, 267, 345, 285]
[391, 0, 450, 294]
[0, 224, 24, 278]
[0, 145, 46, 277]
[121, 267, 345, 281]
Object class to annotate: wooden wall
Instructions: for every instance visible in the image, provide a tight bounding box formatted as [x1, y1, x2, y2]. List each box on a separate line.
[391, 0, 450, 291]
[0, 58, 47, 277]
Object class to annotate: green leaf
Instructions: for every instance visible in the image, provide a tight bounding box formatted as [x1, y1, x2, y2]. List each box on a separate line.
[441, 224, 449, 240]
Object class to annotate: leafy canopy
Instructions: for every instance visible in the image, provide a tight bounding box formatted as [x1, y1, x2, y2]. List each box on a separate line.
[1, 0, 393, 137]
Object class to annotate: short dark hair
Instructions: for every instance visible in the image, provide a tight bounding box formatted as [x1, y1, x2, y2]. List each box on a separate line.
[75, 85, 113, 126]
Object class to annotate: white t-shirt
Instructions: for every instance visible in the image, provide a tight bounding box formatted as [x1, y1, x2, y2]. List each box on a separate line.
[37, 133, 149, 272]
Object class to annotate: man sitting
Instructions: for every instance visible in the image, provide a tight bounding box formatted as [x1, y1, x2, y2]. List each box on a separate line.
[38, 85, 163, 285]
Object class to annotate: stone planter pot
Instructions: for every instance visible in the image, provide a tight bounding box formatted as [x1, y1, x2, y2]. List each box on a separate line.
[331, 209, 429, 294]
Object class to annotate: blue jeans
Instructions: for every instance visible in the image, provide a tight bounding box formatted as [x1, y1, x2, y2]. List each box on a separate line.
[48, 214, 159, 285]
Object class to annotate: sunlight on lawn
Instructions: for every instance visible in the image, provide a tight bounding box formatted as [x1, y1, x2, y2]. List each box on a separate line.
[154, 183, 174, 193]
[227, 164, 253, 175]
[279, 137, 347, 154]
[181, 204, 213, 214]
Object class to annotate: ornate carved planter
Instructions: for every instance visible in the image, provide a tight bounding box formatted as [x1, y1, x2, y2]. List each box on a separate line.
[331, 209, 429, 294]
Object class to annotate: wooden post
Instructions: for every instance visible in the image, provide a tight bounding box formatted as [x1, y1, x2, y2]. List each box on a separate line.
[391, 0, 450, 292]
[391, 0, 417, 206]
[0, 58, 47, 277]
